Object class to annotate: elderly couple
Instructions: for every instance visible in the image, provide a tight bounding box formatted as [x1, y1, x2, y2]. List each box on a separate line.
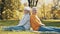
[3, 7, 60, 32]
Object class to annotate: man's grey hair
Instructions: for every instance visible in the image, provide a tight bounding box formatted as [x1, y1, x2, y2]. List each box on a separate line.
[24, 7, 31, 11]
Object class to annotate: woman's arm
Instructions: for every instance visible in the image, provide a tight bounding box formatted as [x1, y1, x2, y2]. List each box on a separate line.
[36, 16, 45, 26]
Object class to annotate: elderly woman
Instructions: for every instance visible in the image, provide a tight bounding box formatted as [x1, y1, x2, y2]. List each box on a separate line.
[30, 7, 60, 32]
[3, 7, 31, 31]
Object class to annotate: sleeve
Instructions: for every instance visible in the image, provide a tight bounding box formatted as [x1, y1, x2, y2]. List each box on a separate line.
[17, 15, 29, 26]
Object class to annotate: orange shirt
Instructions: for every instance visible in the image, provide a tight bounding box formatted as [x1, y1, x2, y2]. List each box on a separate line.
[30, 15, 41, 31]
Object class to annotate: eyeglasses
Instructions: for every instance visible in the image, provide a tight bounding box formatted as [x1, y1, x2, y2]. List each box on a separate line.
[32, 10, 37, 11]
[24, 10, 29, 11]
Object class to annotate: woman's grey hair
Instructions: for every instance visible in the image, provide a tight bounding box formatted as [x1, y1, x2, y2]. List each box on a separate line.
[32, 7, 37, 11]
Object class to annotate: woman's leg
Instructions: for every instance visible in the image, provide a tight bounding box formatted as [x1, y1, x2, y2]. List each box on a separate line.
[38, 26, 60, 32]
[46, 26, 60, 32]
[47, 26, 60, 30]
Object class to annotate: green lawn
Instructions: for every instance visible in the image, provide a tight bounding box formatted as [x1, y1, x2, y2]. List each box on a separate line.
[0, 20, 19, 26]
[0, 31, 40, 34]
[42, 20, 60, 27]
[0, 20, 60, 27]
[0, 20, 60, 34]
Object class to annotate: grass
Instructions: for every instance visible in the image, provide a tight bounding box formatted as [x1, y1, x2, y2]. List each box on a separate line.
[0, 20, 60, 27]
[0, 31, 40, 34]
[42, 20, 60, 27]
[0, 20, 60, 34]
[0, 20, 19, 26]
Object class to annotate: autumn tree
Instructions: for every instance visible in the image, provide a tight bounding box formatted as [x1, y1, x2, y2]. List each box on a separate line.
[0, 0, 23, 20]
[0, 0, 5, 20]
[51, 0, 60, 19]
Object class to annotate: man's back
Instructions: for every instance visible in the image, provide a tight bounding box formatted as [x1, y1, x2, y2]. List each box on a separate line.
[17, 13, 30, 30]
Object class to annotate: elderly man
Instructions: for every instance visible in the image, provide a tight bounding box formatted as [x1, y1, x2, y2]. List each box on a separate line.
[30, 7, 60, 32]
[3, 7, 31, 31]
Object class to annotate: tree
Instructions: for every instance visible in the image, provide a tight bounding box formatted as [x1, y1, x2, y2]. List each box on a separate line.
[0, 0, 23, 20]
[51, 0, 60, 19]
[0, 0, 5, 20]
[28, 0, 38, 7]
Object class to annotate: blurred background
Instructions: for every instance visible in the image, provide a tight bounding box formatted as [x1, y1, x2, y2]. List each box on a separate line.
[0, 0, 60, 20]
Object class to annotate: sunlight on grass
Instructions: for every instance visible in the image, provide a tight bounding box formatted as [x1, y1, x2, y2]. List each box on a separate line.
[0, 31, 40, 34]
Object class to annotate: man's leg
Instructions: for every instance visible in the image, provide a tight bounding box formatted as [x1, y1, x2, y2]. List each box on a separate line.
[38, 26, 60, 32]
[12, 26, 25, 31]
[3, 26, 25, 31]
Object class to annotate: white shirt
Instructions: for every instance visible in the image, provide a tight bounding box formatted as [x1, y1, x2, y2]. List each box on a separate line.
[17, 13, 30, 30]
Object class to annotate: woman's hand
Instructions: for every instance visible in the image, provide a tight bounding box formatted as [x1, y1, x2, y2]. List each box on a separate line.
[41, 24, 45, 26]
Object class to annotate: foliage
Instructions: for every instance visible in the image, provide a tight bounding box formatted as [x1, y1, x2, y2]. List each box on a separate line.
[37, 0, 60, 19]
[0, 0, 60, 20]
[0, 0, 24, 20]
